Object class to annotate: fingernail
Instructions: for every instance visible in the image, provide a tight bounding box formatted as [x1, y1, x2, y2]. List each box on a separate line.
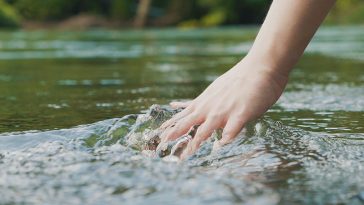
[160, 120, 171, 128]
[180, 143, 192, 160]
[160, 137, 168, 144]
[180, 149, 188, 160]
[219, 139, 228, 147]
[219, 136, 227, 145]
[212, 140, 222, 151]
[170, 102, 178, 106]
[219, 135, 231, 145]
[180, 151, 187, 160]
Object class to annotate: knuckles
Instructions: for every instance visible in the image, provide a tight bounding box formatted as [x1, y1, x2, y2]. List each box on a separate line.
[232, 109, 249, 122]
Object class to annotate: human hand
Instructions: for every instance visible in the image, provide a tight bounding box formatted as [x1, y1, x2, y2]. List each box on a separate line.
[156, 0, 335, 160]
[158, 56, 289, 160]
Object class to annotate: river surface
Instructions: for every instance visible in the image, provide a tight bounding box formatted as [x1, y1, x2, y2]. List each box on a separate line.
[0, 26, 363, 204]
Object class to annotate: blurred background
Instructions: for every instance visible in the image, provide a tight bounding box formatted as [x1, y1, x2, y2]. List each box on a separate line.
[0, 0, 363, 29]
[0, 0, 363, 134]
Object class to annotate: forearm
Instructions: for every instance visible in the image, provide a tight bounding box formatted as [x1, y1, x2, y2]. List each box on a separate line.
[246, 0, 336, 75]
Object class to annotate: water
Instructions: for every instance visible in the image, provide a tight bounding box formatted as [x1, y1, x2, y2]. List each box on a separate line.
[0, 26, 363, 204]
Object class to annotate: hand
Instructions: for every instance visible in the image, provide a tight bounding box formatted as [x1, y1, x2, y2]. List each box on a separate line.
[156, 0, 335, 160]
[158, 56, 289, 160]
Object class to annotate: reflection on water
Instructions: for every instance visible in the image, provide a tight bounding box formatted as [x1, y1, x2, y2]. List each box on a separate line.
[0, 26, 363, 204]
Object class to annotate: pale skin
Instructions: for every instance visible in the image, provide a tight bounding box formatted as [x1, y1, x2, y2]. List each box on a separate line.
[158, 0, 336, 159]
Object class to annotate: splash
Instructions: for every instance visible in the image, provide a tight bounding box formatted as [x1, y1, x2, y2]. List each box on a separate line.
[0, 105, 363, 204]
[123, 105, 221, 160]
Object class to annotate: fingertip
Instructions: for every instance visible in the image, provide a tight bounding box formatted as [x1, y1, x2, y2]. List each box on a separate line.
[219, 134, 235, 146]
[161, 129, 177, 143]
[169, 101, 180, 108]
[212, 139, 223, 151]
[188, 135, 204, 153]
[160, 119, 173, 129]
[221, 118, 246, 145]
[161, 114, 204, 144]
[159, 107, 192, 129]
[181, 120, 219, 159]
[180, 143, 192, 160]
[170, 101, 192, 109]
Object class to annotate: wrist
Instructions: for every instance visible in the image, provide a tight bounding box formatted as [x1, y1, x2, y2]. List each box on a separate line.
[244, 50, 294, 77]
[232, 55, 289, 94]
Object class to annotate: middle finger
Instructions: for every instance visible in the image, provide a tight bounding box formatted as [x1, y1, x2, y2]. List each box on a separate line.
[160, 112, 203, 143]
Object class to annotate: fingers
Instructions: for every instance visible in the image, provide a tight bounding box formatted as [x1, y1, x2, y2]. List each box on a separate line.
[220, 115, 247, 145]
[180, 119, 221, 160]
[170, 101, 192, 109]
[160, 101, 193, 129]
[160, 105, 193, 129]
[162, 110, 248, 160]
[160, 112, 202, 143]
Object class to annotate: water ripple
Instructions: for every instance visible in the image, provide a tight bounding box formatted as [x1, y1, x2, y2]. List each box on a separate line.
[0, 105, 363, 204]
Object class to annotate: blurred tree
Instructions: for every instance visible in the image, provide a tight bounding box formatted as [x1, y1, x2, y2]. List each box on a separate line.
[134, 0, 152, 28]
[0, 0, 20, 27]
[0, 0, 363, 28]
[110, 0, 134, 20]
[151, 0, 192, 26]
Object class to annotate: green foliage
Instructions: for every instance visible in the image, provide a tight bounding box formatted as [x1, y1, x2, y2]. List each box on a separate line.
[200, 9, 226, 26]
[13, 0, 81, 21]
[348, 6, 364, 24]
[1, 0, 364, 27]
[179, 0, 270, 28]
[179, 9, 227, 28]
[110, 0, 134, 20]
[325, 0, 364, 24]
[11, 0, 136, 21]
[0, 0, 20, 28]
